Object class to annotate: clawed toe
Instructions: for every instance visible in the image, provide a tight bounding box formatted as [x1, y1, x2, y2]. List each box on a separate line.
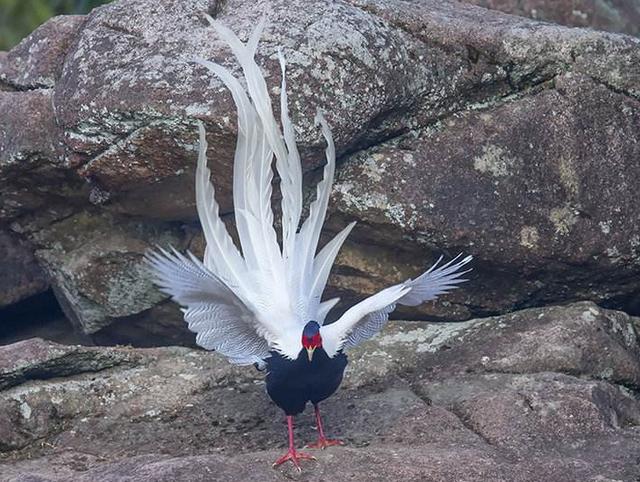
[272, 450, 316, 471]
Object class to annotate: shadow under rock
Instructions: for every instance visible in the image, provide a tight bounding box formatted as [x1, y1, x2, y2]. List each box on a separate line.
[0, 290, 90, 346]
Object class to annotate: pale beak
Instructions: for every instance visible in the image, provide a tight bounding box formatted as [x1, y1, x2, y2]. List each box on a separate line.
[306, 346, 316, 362]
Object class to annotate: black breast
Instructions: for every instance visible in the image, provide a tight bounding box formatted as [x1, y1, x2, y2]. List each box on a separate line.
[265, 348, 348, 416]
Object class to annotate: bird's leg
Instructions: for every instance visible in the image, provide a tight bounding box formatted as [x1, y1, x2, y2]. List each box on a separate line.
[272, 415, 316, 471]
[305, 404, 344, 449]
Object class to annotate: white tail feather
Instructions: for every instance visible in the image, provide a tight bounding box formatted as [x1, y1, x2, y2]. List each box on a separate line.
[195, 122, 248, 294]
[186, 18, 352, 359]
[306, 222, 356, 320]
[206, 16, 303, 262]
[278, 50, 305, 263]
[317, 297, 340, 325]
[292, 111, 340, 319]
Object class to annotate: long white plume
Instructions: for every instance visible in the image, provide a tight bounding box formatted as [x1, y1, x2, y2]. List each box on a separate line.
[187, 17, 352, 358]
[194, 122, 248, 295]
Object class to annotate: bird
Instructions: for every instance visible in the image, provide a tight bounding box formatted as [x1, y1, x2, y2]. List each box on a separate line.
[145, 15, 472, 471]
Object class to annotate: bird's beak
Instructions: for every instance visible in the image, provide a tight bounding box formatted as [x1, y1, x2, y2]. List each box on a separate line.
[306, 346, 316, 362]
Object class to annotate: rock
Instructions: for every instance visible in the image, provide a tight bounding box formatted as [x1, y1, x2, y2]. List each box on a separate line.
[358, 301, 640, 388]
[25, 210, 189, 339]
[0, 15, 86, 90]
[328, 72, 640, 316]
[462, 0, 640, 37]
[7, 446, 640, 482]
[0, 89, 76, 223]
[0, 339, 256, 454]
[420, 372, 640, 451]
[0, 338, 139, 390]
[0, 230, 47, 307]
[1, 303, 639, 480]
[0, 89, 62, 166]
[1, 0, 640, 335]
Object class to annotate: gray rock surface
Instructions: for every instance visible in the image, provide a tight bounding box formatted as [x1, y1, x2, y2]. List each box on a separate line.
[0, 0, 639, 341]
[463, 0, 640, 37]
[27, 210, 183, 336]
[0, 15, 85, 90]
[0, 230, 47, 307]
[0, 302, 639, 481]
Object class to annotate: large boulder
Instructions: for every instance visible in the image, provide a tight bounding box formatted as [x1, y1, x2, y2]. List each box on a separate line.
[11, 208, 199, 345]
[1, 302, 639, 480]
[328, 72, 640, 317]
[1, 0, 640, 342]
[463, 0, 640, 37]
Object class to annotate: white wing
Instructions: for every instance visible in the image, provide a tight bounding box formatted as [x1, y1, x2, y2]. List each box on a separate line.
[399, 254, 473, 306]
[322, 255, 473, 356]
[145, 248, 270, 365]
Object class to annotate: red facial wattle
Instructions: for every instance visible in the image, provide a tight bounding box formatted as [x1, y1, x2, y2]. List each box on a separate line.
[302, 332, 322, 349]
[302, 332, 322, 361]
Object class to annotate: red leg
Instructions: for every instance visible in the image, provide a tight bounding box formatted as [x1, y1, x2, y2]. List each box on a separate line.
[272, 415, 316, 471]
[305, 404, 344, 449]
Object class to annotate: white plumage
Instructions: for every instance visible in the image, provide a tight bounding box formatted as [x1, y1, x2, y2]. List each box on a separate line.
[146, 17, 472, 363]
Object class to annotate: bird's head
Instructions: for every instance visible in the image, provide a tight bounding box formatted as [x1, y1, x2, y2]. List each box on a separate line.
[301, 321, 322, 362]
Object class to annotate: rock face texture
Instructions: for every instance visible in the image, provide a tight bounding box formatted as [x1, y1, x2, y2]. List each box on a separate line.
[0, 15, 86, 90]
[330, 72, 640, 319]
[0, 230, 47, 307]
[463, 0, 640, 37]
[1, 303, 639, 481]
[2, 3, 640, 480]
[1, 0, 640, 342]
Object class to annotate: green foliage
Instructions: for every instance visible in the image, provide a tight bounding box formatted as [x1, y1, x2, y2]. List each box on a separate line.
[0, 0, 112, 50]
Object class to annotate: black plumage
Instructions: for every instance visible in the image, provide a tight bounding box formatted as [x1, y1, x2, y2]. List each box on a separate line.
[263, 321, 348, 468]
[266, 321, 347, 469]
[266, 348, 348, 416]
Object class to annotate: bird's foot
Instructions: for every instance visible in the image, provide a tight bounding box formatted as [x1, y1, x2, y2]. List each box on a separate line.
[272, 449, 316, 472]
[305, 437, 344, 449]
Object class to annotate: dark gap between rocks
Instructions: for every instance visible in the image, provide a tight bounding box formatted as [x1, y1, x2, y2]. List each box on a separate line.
[599, 291, 640, 318]
[0, 290, 88, 346]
